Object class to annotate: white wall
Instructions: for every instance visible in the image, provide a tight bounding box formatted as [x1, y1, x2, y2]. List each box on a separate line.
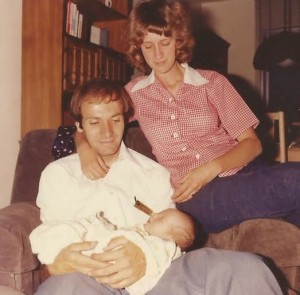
[0, 0, 22, 208]
[202, 0, 258, 86]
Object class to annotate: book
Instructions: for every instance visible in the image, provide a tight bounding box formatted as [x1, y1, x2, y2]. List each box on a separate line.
[66, 0, 71, 34]
[90, 26, 109, 47]
[78, 13, 83, 38]
[70, 3, 77, 36]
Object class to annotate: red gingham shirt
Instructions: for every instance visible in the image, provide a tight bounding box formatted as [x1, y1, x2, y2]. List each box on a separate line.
[126, 64, 259, 187]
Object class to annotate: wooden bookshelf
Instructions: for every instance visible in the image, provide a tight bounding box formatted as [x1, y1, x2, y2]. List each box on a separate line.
[22, 0, 132, 137]
[73, 0, 128, 21]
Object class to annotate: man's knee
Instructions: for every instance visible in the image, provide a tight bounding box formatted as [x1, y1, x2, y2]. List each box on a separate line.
[150, 248, 282, 295]
[202, 248, 283, 294]
[35, 273, 126, 295]
[35, 273, 96, 295]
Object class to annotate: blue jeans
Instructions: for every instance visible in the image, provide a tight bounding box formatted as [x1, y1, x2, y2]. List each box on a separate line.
[177, 160, 300, 233]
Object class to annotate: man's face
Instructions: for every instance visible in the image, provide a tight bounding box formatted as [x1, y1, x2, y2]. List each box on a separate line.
[77, 99, 125, 165]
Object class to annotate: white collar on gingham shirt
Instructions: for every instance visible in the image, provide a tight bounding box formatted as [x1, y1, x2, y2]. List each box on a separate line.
[131, 63, 209, 92]
[126, 64, 259, 187]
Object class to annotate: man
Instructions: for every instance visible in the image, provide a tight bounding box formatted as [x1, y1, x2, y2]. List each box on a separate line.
[32, 79, 282, 295]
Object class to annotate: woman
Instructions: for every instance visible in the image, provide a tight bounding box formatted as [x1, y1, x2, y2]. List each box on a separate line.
[77, 0, 300, 233]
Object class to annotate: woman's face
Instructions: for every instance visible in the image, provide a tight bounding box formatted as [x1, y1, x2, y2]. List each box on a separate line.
[141, 32, 177, 75]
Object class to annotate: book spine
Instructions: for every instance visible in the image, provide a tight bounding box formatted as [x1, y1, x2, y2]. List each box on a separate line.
[66, 0, 71, 34]
[70, 3, 77, 36]
[78, 13, 83, 38]
[74, 8, 79, 37]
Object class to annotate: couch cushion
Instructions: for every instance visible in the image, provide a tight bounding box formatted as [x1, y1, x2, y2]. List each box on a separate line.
[0, 286, 25, 295]
[205, 218, 300, 268]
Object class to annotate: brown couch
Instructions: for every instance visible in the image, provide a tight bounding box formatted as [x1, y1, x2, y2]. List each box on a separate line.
[1, 127, 300, 294]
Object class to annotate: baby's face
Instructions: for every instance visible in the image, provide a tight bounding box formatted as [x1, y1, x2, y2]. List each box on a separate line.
[144, 209, 175, 240]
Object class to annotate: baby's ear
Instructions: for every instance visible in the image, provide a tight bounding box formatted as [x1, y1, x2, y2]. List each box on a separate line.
[75, 122, 83, 133]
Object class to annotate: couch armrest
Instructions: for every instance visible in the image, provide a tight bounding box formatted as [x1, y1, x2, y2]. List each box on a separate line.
[0, 202, 41, 273]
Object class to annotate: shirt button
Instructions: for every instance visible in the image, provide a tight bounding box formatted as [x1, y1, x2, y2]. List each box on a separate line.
[181, 147, 187, 152]
[169, 98, 173, 103]
[173, 132, 179, 138]
[195, 153, 200, 159]
[170, 114, 176, 120]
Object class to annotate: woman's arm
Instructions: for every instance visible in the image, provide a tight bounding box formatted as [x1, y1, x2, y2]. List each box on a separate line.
[75, 131, 109, 179]
[213, 127, 262, 173]
[172, 127, 262, 203]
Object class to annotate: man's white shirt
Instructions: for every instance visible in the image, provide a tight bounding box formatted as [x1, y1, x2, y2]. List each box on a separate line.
[32, 142, 174, 247]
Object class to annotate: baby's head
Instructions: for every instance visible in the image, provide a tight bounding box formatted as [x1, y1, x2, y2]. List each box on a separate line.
[144, 208, 195, 251]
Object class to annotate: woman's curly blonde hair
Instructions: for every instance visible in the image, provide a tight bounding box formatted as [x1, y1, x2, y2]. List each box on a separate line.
[126, 0, 195, 74]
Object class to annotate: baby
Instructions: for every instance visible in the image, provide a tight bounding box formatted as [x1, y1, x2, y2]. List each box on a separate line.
[84, 207, 195, 252]
[30, 208, 195, 295]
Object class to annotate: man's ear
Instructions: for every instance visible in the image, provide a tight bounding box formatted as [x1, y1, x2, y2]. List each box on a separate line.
[75, 122, 83, 133]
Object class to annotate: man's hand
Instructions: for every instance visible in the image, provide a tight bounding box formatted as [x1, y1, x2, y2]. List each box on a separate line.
[88, 236, 146, 289]
[48, 241, 106, 275]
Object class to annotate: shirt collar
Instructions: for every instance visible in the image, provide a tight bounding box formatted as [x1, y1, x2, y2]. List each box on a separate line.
[131, 63, 209, 92]
[111, 141, 141, 167]
[112, 141, 131, 163]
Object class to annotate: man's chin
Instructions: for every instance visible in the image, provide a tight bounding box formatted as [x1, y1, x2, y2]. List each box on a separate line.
[96, 146, 120, 158]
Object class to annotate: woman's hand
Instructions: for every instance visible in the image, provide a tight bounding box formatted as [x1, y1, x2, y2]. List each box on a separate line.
[80, 147, 108, 180]
[172, 161, 220, 203]
[172, 128, 262, 203]
[75, 131, 109, 179]
[88, 236, 146, 289]
[48, 241, 104, 275]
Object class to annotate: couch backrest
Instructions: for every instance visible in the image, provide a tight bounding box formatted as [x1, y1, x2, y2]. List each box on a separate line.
[10, 129, 57, 204]
[10, 127, 154, 204]
[125, 126, 156, 161]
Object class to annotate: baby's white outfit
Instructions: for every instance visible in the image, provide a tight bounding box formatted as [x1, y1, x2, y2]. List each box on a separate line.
[30, 212, 181, 295]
